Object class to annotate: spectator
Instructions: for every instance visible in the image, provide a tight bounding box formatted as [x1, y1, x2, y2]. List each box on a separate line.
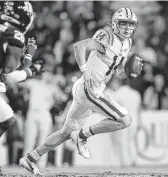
[143, 74, 166, 110]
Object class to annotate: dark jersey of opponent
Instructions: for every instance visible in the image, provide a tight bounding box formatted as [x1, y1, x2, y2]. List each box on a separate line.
[0, 24, 25, 73]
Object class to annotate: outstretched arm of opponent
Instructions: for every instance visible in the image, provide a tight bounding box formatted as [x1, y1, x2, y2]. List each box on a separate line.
[2, 38, 43, 85]
[3, 37, 37, 74]
[19, 37, 37, 70]
[2, 61, 44, 84]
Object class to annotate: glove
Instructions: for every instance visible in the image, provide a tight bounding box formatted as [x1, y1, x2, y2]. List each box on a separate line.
[24, 37, 37, 57]
[124, 53, 143, 80]
[29, 60, 45, 76]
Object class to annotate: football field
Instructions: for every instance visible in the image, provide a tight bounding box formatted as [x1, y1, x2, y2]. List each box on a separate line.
[1, 166, 168, 177]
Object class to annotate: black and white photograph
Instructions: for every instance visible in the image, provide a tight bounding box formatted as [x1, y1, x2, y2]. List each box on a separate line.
[0, 1, 168, 177]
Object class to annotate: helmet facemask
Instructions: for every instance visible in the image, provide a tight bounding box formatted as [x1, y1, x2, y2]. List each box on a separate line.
[116, 19, 137, 38]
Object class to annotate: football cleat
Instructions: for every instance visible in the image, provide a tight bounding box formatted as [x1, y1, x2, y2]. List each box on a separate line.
[71, 130, 91, 159]
[19, 156, 42, 175]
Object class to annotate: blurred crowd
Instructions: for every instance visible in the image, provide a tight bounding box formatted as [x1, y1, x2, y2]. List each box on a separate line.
[1, 1, 168, 167]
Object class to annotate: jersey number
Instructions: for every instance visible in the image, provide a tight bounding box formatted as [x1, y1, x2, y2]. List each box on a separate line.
[106, 56, 124, 76]
[14, 30, 25, 44]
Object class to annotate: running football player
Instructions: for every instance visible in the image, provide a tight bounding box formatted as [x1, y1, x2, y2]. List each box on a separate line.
[0, 1, 44, 138]
[20, 8, 143, 175]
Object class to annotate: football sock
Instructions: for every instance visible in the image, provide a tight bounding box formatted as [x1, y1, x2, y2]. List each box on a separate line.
[79, 127, 94, 139]
[27, 149, 41, 163]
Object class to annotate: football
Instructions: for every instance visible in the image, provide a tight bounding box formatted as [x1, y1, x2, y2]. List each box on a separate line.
[124, 53, 143, 80]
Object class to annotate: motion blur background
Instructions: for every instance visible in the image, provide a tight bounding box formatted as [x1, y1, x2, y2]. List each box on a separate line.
[1, 0, 168, 168]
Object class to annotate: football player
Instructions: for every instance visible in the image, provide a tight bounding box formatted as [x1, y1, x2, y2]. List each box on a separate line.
[0, 1, 44, 139]
[19, 8, 143, 175]
[0, 1, 34, 72]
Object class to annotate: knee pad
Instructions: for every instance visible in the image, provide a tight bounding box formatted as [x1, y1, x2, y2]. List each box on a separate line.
[0, 117, 16, 132]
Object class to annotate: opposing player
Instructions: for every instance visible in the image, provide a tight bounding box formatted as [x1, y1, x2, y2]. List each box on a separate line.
[0, 1, 44, 138]
[0, 1, 34, 73]
[20, 8, 143, 175]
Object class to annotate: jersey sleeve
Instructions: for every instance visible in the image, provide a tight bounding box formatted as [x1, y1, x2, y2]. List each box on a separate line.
[124, 38, 132, 58]
[2, 27, 25, 48]
[92, 29, 110, 54]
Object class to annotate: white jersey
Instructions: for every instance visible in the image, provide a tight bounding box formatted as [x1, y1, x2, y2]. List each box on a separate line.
[84, 27, 132, 98]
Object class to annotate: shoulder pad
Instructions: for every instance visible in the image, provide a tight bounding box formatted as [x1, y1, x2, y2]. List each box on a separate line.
[92, 29, 110, 46]
[1, 26, 25, 48]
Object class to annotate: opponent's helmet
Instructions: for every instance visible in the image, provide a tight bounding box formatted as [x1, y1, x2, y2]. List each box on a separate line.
[1, 1, 34, 33]
[112, 8, 138, 39]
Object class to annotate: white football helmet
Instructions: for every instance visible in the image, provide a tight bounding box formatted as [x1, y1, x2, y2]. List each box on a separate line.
[112, 8, 138, 39]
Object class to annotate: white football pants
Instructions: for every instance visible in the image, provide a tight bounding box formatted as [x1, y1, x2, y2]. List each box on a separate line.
[64, 78, 128, 130]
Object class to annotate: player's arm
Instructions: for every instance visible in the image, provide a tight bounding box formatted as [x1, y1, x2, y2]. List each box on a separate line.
[2, 60, 44, 84]
[114, 53, 129, 79]
[116, 38, 132, 79]
[119, 38, 143, 80]
[73, 38, 95, 73]
[73, 29, 109, 72]
[19, 37, 37, 70]
[2, 36, 40, 84]
[3, 44, 23, 73]
[3, 38, 36, 73]
[114, 55, 130, 79]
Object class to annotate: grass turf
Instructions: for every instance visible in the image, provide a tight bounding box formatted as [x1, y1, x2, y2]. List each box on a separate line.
[1, 166, 168, 177]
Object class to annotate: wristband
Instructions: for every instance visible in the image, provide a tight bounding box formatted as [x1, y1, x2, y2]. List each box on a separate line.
[79, 64, 88, 72]
[24, 54, 32, 61]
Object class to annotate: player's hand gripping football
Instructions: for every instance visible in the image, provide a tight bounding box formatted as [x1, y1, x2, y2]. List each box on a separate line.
[24, 37, 37, 57]
[124, 53, 143, 80]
